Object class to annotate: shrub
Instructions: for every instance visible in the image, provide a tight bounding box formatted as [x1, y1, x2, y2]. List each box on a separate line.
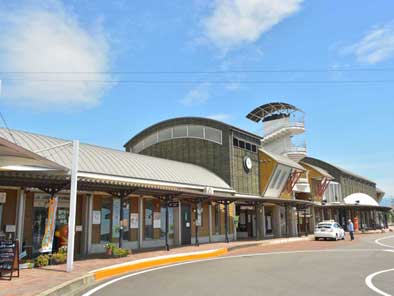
[50, 252, 67, 264]
[34, 254, 50, 267]
[112, 247, 129, 257]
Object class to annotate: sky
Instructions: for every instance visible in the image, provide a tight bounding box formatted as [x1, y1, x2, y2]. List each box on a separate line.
[0, 0, 393, 196]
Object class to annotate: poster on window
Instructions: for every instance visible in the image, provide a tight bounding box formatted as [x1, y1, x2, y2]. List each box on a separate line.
[130, 213, 139, 229]
[92, 211, 101, 225]
[40, 196, 58, 253]
[153, 212, 161, 228]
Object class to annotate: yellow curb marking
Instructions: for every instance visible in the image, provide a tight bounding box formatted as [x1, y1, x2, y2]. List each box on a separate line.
[93, 248, 228, 281]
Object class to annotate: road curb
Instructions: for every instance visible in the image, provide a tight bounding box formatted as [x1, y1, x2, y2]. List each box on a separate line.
[37, 273, 95, 296]
[92, 248, 228, 281]
[38, 248, 228, 296]
[228, 236, 313, 252]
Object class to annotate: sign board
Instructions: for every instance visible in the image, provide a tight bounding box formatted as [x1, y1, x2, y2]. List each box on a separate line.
[168, 202, 179, 208]
[130, 213, 139, 229]
[240, 205, 254, 211]
[0, 192, 6, 203]
[5, 225, 16, 233]
[92, 211, 101, 225]
[75, 225, 83, 232]
[153, 212, 161, 228]
[0, 240, 19, 280]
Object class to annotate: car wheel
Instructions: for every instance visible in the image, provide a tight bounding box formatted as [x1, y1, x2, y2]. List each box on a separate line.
[315, 237, 319, 241]
[335, 234, 338, 241]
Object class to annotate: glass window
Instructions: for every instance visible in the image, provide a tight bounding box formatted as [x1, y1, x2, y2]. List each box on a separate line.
[188, 125, 204, 138]
[160, 203, 174, 239]
[251, 145, 257, 153]
[276, 171, 288, 190]
[173, 125, 188, 138]
[143, 200, 153, 240]
[205, 127, 222, 144]
[158, 128, 172, 142]
[239, 140, 245, 149]
[133, 141, 144, 153]
[270, 170, 282, 189]
[233, 137, 239, 147]
[144, 132, 158, 148]
[245, 142, 251, 151]
[100, 198, 112, 243]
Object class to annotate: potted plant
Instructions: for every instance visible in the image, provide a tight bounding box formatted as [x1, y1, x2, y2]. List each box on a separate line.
[104, 243, 115, 256]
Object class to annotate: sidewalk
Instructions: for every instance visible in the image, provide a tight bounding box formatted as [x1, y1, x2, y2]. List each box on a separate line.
[1, 229, 392, 296]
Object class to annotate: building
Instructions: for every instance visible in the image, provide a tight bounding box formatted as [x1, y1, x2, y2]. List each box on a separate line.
[0, 102, 390, 260]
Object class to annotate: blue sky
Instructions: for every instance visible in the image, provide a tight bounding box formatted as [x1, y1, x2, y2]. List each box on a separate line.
[0, 0, 393, 195]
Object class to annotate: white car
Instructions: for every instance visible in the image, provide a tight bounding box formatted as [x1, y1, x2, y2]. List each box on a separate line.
[314, 221, 345, 241]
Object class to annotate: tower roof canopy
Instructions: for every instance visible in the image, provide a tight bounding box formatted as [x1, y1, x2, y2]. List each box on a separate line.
[247, 102, 303, 123]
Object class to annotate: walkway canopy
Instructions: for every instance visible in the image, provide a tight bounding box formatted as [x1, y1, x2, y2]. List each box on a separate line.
[0, 128, 235, 198]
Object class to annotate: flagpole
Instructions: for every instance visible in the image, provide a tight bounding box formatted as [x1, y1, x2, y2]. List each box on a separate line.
[66, 140, 79, 272]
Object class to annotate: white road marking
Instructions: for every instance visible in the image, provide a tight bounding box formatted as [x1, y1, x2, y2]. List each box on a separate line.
[365, 268, 394, 296]
[82, 248, 393, 296]
[375, 236, 394, 249]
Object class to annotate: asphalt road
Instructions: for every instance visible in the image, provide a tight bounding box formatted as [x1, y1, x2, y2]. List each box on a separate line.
[82, 234, 394, 296]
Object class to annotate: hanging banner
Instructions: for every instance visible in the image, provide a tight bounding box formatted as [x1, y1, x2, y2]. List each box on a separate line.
[40, 197, 58, 253]
[112, 198, 121, 238]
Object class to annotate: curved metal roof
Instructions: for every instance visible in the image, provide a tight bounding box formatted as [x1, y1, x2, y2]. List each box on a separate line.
[246, 102, 303, 123]
[0, 128, 232, 191]
[344, 193, 379, 206]
[124, 116, 262, 148]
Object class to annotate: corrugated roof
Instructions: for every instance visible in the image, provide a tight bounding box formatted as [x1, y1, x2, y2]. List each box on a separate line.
[0, 128, 232, 191]
[302, 157, 376, 184]
[259, 148, 305, 171]
[300, 162, 333, 179]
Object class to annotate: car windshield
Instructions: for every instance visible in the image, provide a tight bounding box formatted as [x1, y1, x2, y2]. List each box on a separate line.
[316, 223, 333, 228]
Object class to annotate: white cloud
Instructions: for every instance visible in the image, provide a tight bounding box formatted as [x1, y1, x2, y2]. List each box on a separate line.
[0, 2, 112, 109]
[343, 22, 394, 64]
[207, 113, 231, 121]
[180, 83, 211, 106]
[202, 0, 303, 50]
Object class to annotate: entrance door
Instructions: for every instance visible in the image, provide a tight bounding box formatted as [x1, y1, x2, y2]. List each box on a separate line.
[181, 204, 191, 245]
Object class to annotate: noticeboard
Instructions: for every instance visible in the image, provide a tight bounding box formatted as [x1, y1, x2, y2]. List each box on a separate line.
[0, 240, 19, 280]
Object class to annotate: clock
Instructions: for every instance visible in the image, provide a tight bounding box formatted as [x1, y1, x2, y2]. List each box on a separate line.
[243, 156, 252, 172]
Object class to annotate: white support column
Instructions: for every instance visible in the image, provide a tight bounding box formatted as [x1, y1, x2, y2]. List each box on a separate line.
[261, 205, 266, 239]
[233, 203, 237, 241]
[208, 203, 212, 243]
[138, 196, 143, 249]
[178, 201, 182, 245]
[66, 140, 79, 273]
[16, 188, 26, 249]
[273, 205, 282, 238]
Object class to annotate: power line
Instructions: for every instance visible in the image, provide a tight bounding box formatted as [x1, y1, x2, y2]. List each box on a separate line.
[2, 78, 394, 84]
[1, 67, 394, 74]
[0, 110, 18, 145]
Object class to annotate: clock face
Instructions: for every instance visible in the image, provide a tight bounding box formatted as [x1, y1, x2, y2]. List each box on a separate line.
[243, 156, 252, 172]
